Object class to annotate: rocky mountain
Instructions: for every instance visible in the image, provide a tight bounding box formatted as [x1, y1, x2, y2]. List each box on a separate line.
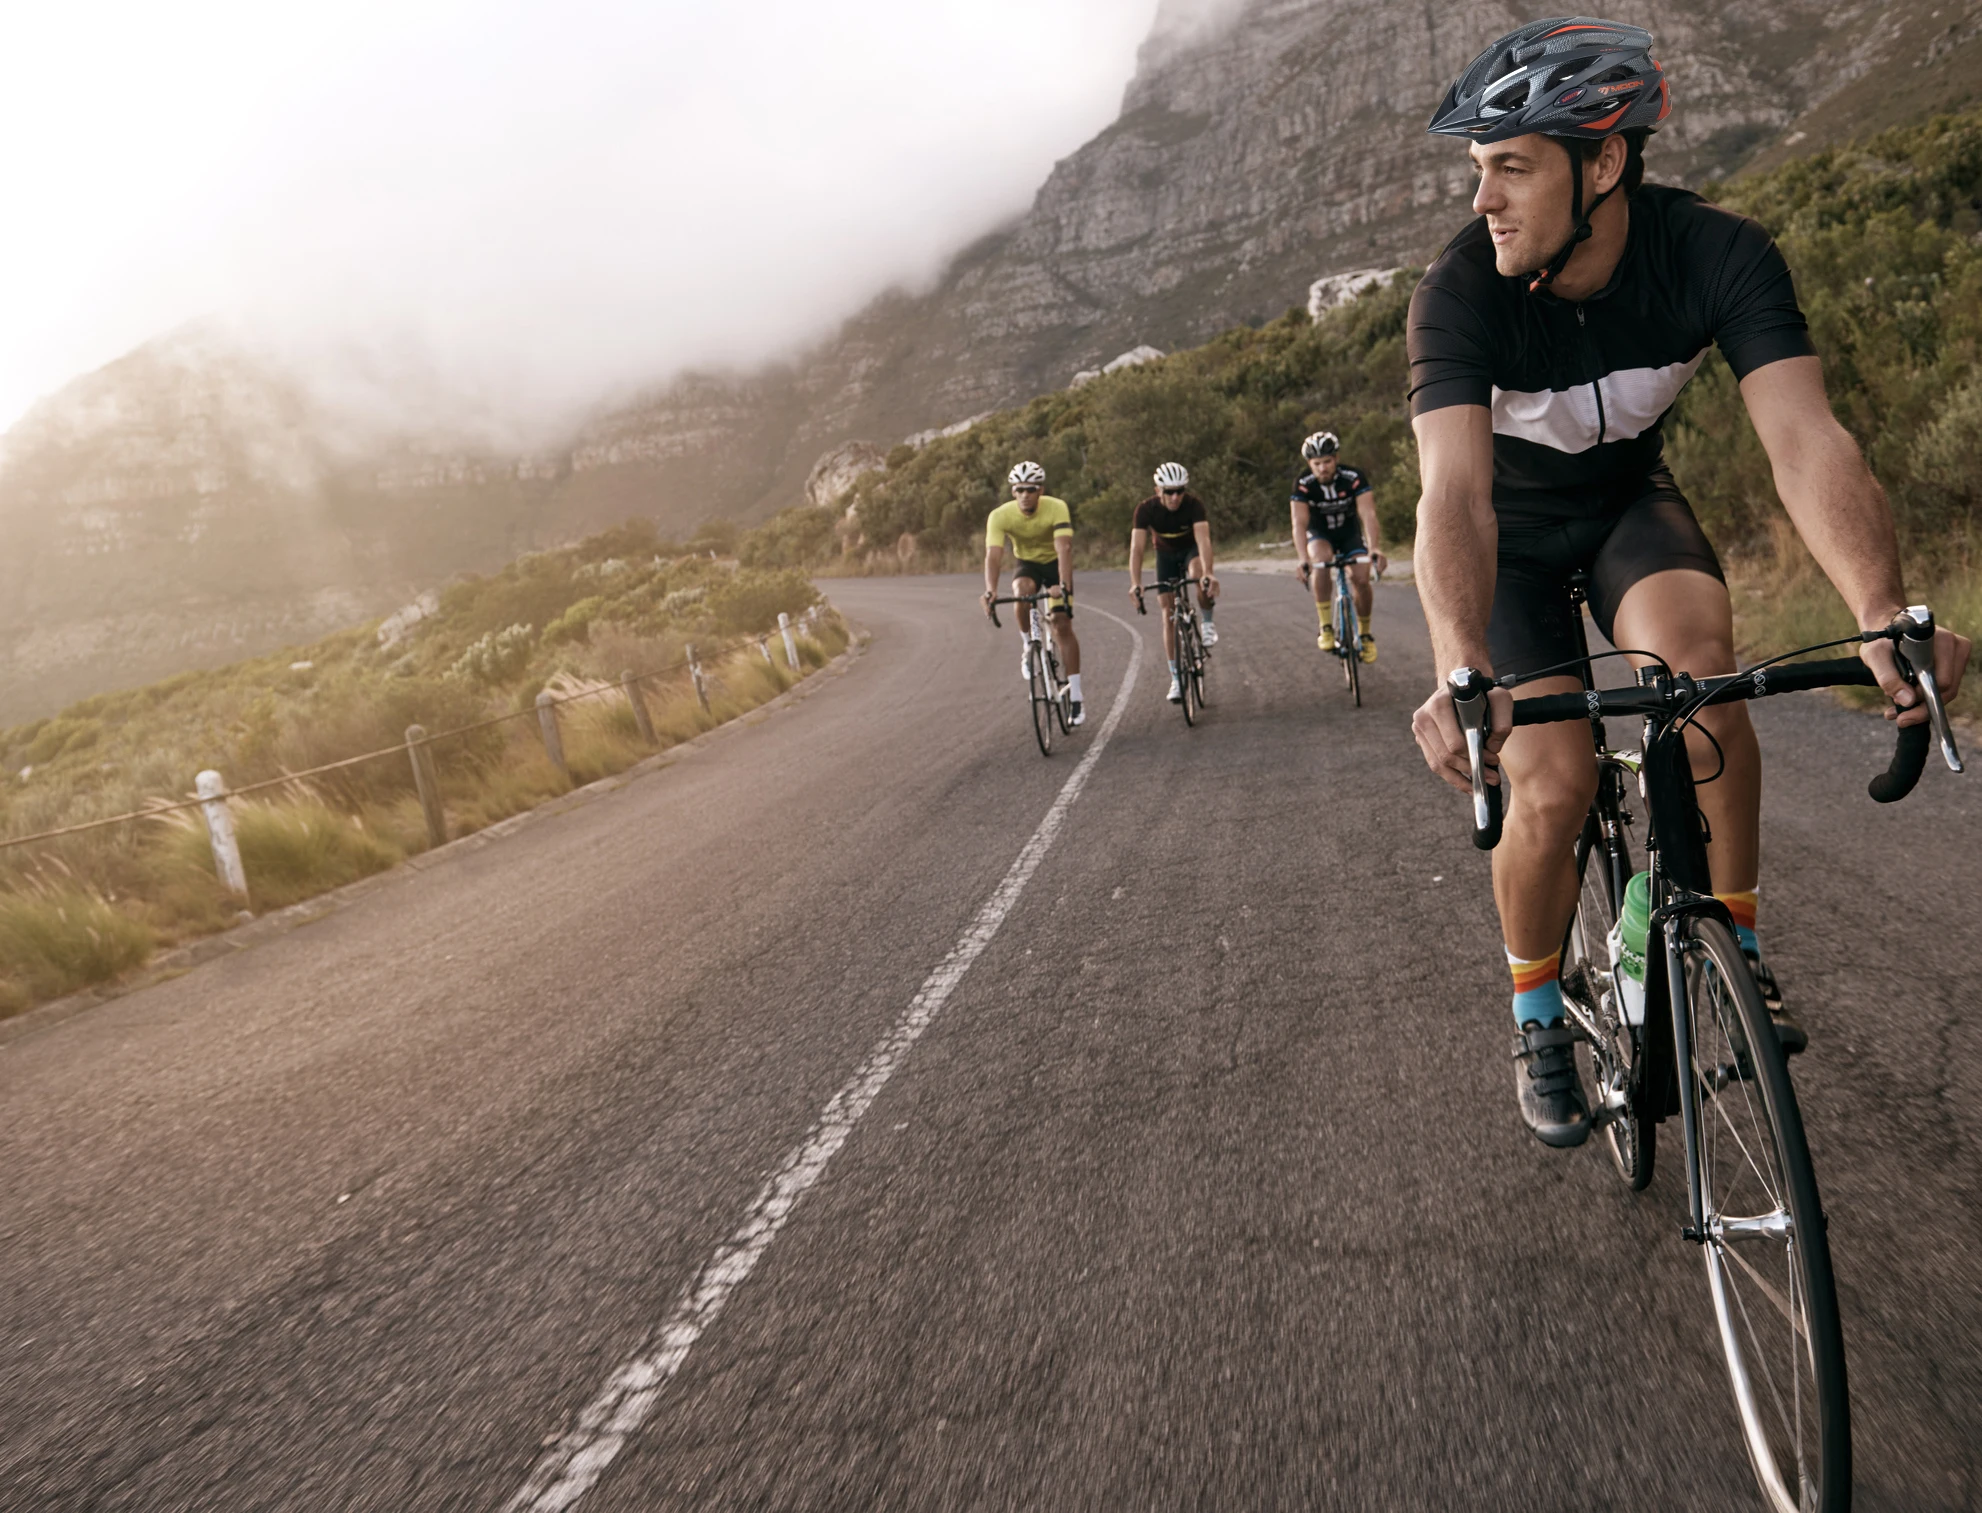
[4, 0, 1978, 719]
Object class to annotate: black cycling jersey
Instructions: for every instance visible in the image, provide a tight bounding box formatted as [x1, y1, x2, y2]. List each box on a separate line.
[1133, 491, 1208, 545]
[1293, 465, 1370, 535]
[1407, 185, 1813, 517]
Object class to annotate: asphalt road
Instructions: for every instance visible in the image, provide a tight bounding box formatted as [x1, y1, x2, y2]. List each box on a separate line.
[4, 570, 1977, 1511]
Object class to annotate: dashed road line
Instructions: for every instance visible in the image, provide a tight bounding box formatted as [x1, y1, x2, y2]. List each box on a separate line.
[501, 608, 1145, 1512]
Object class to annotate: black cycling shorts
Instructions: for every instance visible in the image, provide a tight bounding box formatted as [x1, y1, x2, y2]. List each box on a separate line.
[1012, 556, 1072, 615]
[1154, 543, 1200, 586]
[1489, 469, 1724, 680]
[1307, 522, 1366, 557]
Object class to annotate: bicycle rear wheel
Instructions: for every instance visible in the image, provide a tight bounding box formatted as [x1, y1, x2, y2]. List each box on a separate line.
[1683, 915, 1850, 1512]
[1563, 817, 1653, 1188]
[1027, 641, 1055, 756]
[1049, 646, 1074, 734]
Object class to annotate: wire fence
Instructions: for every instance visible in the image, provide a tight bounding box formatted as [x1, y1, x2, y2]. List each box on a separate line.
[0, 606, 835, 858]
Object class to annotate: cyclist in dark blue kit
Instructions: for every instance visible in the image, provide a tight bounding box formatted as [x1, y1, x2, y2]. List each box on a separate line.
[1291, 431, 1387, 662]
[1404, 18, 1969, 1147]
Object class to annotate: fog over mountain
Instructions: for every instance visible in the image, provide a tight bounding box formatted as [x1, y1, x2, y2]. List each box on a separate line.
[0, 0, 1175, 443]
[4, 0, 1979, 721]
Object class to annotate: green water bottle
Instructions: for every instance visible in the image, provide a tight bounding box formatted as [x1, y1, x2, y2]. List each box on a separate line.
[1606, 870, 1651, 1026]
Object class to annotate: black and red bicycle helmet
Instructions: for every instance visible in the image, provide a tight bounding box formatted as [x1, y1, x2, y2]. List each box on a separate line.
[1429, 18, 1671, 290]
[1428, 18, 1669, 143]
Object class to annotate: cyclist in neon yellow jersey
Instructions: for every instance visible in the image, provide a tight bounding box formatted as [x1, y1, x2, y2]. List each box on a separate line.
[982, 460, 1085, 725]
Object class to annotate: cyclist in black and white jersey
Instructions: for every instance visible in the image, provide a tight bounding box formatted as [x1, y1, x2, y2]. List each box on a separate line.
[1404, 18, 1969, 1147]
[1291, 431, 1386, 662]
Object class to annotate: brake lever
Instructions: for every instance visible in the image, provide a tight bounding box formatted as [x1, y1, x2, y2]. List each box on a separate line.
[1894, 606, 1965, 774]
[1448, 667, 1504, 848]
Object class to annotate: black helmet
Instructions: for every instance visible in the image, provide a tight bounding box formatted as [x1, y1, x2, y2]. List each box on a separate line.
[1429, 18, 1669, 292]
[1428, 18, 1669, 144]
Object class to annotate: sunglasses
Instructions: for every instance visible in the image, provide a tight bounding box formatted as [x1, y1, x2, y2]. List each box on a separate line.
[1160, 488, 1184, 496]
[1015, 485, 1042, 494]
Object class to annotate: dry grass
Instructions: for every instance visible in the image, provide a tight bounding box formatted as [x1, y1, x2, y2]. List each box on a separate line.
[0, 883, 154, 1007]
[0, 612, 850, 1020]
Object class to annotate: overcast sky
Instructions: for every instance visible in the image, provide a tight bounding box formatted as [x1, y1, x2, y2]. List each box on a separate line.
[0, 0, 1175, 440]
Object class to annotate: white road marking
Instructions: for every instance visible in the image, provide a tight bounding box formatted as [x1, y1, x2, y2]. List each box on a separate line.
[502, 608, 1145, 1513]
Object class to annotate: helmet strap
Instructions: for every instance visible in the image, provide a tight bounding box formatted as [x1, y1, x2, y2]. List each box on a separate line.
[1527, 139, 1615, 294]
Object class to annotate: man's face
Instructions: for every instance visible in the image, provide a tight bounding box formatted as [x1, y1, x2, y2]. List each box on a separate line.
[1468, 134, 1579, 278]
[1307, 454, 1338, 483]
[1014, 484, 1042, 514]
[1159, 486, 1186, 510]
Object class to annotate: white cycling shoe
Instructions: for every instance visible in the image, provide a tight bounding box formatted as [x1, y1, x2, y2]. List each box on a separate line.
[1020, 648, 1034, 683]
[1167, 674, 1183, 703]
[1201, 619, 1219, 647]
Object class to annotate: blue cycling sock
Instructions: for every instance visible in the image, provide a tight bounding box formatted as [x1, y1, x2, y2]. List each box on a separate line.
[1168, 660, 1178, 675]
[1508, 948, 1565, 1027]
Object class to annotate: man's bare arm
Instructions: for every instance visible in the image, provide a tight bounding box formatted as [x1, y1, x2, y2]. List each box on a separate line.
[1356, 491, 1385, 568]
[1742, 356, 1970, 715]
[1127, 527, 1146, 585]
[1192, 519, 1214, 578]
[1413, 404, 1498, 675]
[983, 542, 1004, 603]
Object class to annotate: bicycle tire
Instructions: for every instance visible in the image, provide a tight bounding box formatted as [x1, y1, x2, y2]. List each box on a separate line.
[1683, 914, 1850, 1512]
[1563, 816, 1653, 1188]
[1027, 640, 1055, 756]
[1049, 644, 1074, 735]
[1187, 615, 1207, 709]
[1180, 619, 1200, 727]
[1341, 593, 1361, 706]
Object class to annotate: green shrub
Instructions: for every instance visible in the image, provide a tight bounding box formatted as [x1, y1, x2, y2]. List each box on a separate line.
[704, 568, 820, 633]
[450, 623, 537, 686]
[228, 800, 401, 911]
[543, 596, 607, 647]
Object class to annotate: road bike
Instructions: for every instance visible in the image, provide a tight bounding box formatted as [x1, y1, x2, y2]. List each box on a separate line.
[1133, 575, 1210, 726]
[1449, 600, 1964, 1513]
[988, 591, 1075, 756]
[1304, 548, 1369, 707]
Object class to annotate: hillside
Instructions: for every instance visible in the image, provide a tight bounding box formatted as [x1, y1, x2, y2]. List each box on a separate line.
[751, 102, 1982, 614]
[4, 0, 1979, 719]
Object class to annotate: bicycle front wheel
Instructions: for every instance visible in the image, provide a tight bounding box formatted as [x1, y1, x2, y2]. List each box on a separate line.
[1684, 915, 1849, 1511]
[1341, 598, 1361, 706]
[1180, 622, 1200, 726]
[1027, 643, 1055, 756]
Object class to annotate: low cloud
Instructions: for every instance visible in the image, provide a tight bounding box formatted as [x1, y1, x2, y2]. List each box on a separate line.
[0, 0, 1167, 444]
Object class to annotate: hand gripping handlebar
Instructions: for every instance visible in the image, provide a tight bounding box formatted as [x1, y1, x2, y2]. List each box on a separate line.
[1447, 667, 1504, 850]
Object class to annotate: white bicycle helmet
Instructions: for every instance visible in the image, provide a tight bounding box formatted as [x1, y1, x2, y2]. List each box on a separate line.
[1301, 431, 1340, 459]
[1152, 462, 1190, 489]
[1008, 460, 1047, 488]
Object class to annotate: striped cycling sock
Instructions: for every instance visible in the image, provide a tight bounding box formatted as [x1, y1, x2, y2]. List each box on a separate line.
[1717, 888, 1760, 956]
[1507, 947, 1565, 1027]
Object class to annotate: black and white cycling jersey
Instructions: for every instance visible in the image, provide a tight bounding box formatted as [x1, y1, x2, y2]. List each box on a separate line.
[1406, 185, 1813, 517]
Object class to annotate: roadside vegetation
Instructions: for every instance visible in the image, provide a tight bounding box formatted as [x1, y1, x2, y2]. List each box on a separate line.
[746, 104, 1981, 658]
[0, 520, 841, 1016]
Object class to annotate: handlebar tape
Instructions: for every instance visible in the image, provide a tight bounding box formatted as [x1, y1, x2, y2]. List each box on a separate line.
[1869, 721, 1930, 804]
[1473, 775, 1505, 852]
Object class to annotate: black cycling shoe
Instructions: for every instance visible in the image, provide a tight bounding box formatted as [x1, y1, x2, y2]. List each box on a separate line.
[1746, 952, 1807, 1056]
[1513, 1021, 1592, 1148]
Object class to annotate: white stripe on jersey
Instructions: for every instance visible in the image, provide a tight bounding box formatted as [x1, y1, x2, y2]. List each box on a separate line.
[1491, 353, 1706, 455]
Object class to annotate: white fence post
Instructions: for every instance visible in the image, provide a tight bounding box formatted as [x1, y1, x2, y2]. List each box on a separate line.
[687, 644, 711, 712]
[778, 611, 799, 668]
[535, 690, 568, 779]
[759, 637, 773, 664]
[196, 770, 248, 898]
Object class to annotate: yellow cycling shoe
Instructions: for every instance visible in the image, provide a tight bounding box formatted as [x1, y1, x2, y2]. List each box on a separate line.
[1359, 632, 1377, 664]
[1317, 625, 1337, 652]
